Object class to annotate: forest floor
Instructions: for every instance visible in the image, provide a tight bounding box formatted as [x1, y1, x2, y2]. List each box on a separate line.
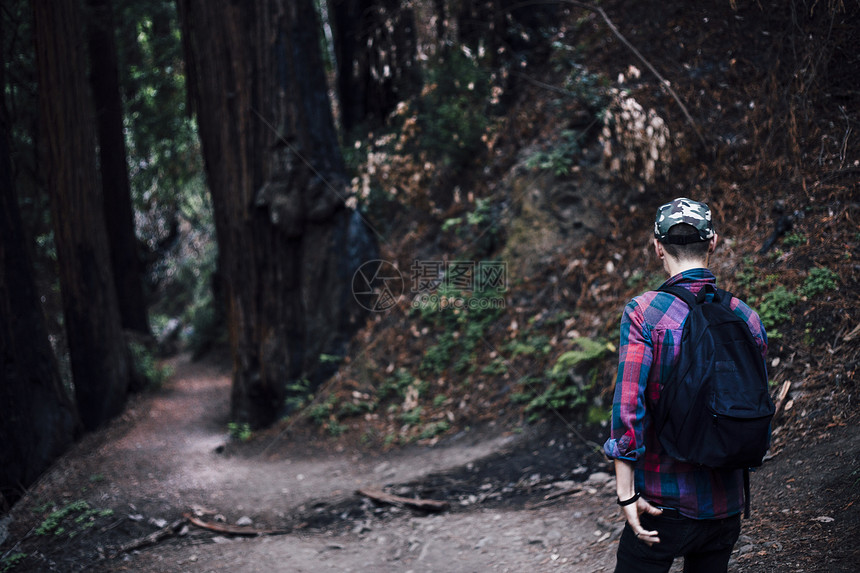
[1, 351, 857, 572]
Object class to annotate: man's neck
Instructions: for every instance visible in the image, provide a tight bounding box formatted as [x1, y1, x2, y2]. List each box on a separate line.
[665, 258, 708, 278]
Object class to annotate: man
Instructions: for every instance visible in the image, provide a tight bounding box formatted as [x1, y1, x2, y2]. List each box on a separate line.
[604, 198, 768, 572]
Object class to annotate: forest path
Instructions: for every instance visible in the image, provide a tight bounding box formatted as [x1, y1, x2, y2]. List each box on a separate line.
[8, 354, 857, 572]
[80, 354, 621, 572]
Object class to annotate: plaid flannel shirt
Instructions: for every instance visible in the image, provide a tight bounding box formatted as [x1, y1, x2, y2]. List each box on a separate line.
[603, 268, 768, 519]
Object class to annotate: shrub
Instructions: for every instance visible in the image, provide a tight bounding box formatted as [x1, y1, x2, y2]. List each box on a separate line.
[34, 501, 113, 538]
[129, 341, 173, 389]
[524, 338, 612, 421]
[1, 553, 26, 573]
[783, 232, 807, 247]
[227, 422, 252, 442]
[525, 129, 587, 176]
[757, 286, 799, 335]
[799, 267, 837, 298]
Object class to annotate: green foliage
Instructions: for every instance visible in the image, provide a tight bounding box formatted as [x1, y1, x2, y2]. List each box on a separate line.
[325, 420, 347, 437]
[284, 378, 313, 412]
[737, 260, 833, 339]
[304, 392, 361, 436]
[379, 368, 418, 401]
[803, 320, 827, 346]
[35, 500, 89, 536]
[421, 332, 459, 376]
[228, 422, 252, 442]
[782, 232, 807, 247]
[525, 129, 587, 175]
[0, 552, 27, 573]
[481, 357, 508, 375]
[148, 175, 222, 359]
[129, 341, 173, 389]
[116, 0, 202, 216]
[415, 285, 505, 376]
[504, 334, 551, 359]
[550, 42, 610, 111]
[550, 338, 611, 375]
[33, 501, 113, 539]
[399, 407, 422, 427]
[586, 404, 608, 427]
[443, 198, 496, 234]
[419, 420, 450, 440]
[757, 286, 799, 336]
[115, 2, 215, 359]
[799, 267, 837, 298]
[735, 257, 758, 293]
[525, 377, 588, 420]
[416, 49, 492, 167]
[523, 338, 612, 421]
[337, 399, 376, 418]
[308, 394, 338, 425]
[441, 198, 501, 257]
[520, 41, 609, 177]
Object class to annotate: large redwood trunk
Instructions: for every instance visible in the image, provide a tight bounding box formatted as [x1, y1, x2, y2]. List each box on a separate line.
[33, 0, 131, 430]
[178, 0, 376, 428]
[84, 0, 150, 336]
[0, 116, 79, 508]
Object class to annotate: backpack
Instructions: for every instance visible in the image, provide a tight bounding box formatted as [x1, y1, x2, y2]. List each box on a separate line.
[654, 285, 775, 516]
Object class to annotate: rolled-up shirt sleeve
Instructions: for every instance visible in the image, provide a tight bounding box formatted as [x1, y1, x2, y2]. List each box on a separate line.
[604, 300, 652, 461]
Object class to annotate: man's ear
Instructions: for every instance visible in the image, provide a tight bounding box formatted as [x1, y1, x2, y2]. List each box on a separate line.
[653, 238, 664, 259]
[708, 234, 719, 254]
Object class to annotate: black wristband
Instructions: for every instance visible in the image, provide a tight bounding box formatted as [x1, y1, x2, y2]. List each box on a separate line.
[617, 492, 640, 506]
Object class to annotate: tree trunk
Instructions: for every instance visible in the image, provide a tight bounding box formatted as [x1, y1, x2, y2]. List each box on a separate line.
[33, 0, 131, 430]
[178, 0, 376, 428]
[0, 115, 80, 509]
[84, 0, 150, 336]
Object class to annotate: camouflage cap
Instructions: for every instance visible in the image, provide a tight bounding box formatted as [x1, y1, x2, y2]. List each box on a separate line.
[654, 197, 715, 244]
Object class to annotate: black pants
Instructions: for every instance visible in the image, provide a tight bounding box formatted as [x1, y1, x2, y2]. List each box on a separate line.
[613, 509, 741, 573]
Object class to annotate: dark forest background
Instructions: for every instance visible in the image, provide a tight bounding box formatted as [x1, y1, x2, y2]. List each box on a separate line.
[1, 0, 858, 513]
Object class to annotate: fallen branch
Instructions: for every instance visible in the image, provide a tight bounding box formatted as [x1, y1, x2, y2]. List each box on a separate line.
[183, 513, 288, 536]
[356, 488, 449, 512]
[543, 486, 583, 502]
[111, 518, 186, 557]
[526, 486, 584, 509]
[773, 380, 792, 417]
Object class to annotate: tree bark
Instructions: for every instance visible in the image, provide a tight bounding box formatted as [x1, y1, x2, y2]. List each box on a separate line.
[0, 114, 79, 509]
[84, 0, 150, 336]
[33, 0, 131, 430]
[178, 0, 376, 428]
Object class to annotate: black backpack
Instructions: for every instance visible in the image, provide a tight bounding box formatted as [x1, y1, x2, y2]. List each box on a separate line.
[654, 285, 775, 515]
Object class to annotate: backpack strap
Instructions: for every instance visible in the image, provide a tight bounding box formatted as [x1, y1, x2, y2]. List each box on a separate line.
[659, 284, 732, 307]
[658, 284, 698, 308]
[652, 285, 701, 439]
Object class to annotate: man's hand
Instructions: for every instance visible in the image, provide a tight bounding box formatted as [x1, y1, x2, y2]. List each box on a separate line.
[621, 497, 663, 546]
[614, 459, 662, 545]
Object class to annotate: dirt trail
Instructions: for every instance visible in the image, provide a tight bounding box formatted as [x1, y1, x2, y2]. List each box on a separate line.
[5, 354, 857, 572]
